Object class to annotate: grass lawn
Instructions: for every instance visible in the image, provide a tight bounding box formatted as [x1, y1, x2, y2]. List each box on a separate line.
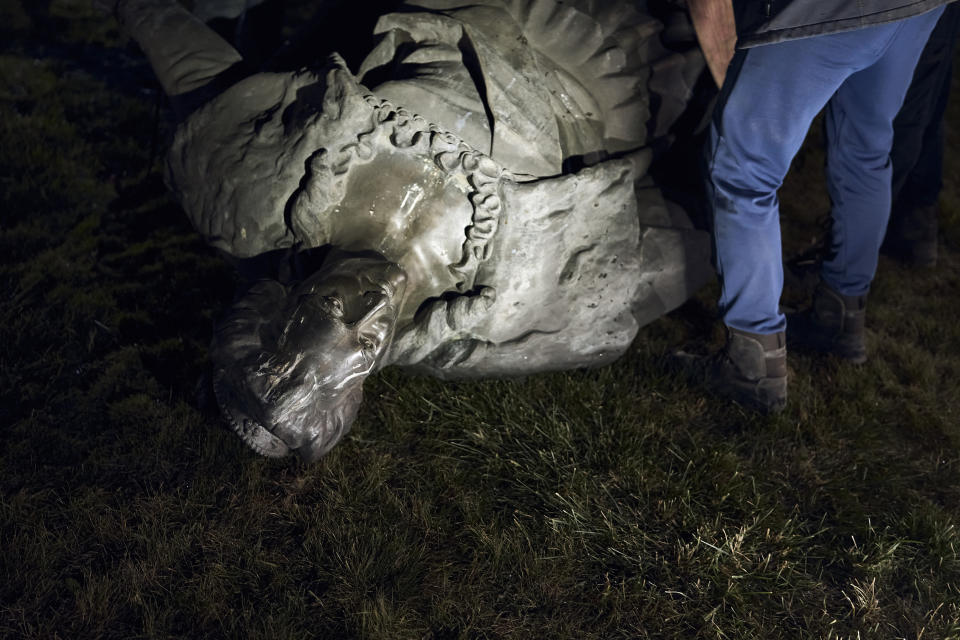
[2, 1, 959, 638]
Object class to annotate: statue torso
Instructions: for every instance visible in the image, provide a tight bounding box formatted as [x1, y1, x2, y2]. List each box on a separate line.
[162, 0, 708, 371]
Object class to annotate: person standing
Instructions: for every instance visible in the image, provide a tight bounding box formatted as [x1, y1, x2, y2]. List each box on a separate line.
[684, 0, 953, 413]
[884, 3, 960, 267]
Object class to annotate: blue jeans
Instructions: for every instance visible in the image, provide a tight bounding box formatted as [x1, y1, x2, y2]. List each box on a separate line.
[706, 7, 945, 335]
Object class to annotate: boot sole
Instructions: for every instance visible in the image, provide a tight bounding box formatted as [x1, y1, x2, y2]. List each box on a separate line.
[727, 376, 787, 414]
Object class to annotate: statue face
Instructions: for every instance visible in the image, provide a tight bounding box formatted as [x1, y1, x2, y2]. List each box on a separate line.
[278, 255, 407, 378]
[214, 253, 406, 462]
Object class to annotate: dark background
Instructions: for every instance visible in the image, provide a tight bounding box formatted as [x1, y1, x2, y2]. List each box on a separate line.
[2, 1, 959, 638]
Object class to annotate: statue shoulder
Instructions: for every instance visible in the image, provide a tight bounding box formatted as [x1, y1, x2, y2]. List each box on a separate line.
[166, 62, 374, 258]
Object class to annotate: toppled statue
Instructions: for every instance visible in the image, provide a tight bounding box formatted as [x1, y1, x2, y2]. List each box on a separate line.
[106, 0, 712, 461]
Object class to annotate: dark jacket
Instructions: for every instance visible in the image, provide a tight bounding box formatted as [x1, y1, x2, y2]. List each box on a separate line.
[736, 0, 955, 48]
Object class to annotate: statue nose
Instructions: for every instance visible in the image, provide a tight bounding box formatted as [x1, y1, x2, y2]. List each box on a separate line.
[351, 290, 387, 323]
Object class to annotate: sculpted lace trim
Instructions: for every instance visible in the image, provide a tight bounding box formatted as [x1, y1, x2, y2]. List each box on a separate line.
[289, 85, 509, 292]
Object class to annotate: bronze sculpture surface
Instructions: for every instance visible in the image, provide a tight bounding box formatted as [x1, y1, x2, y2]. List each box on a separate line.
[107, 0, 712, 461]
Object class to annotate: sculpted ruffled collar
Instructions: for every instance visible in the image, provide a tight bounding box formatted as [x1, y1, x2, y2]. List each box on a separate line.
[167, 56, 509, 292]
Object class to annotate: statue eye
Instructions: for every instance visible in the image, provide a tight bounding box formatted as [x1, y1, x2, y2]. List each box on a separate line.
[322, 296, 344, 317]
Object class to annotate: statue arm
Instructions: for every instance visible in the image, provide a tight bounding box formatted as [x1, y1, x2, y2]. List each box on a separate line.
[393, 324, 626, 381]
[383, 287, 496, 367]
[112, 0, 244, 117]
[383, 287, 628, 380]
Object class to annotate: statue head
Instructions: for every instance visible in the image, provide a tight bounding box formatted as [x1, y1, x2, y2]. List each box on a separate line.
[212, 250, 406, 462]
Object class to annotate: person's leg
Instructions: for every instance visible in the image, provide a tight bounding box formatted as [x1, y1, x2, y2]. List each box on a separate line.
[699, 18, 943, 408]
[904, 46, 953, 209]
[787, 9, 944, 363]
[707, 30, 889, 335]
[885, 3, 960, 265]
[820, 7, 945, 296]
[890, 3, 960, 207]
[698, 29, 887, 411]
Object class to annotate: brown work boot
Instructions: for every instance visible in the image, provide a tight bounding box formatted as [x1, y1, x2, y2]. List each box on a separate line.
[882, 202, 938, 267]
[675, 327, 788, 414]
[788, 281, 867, 364]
